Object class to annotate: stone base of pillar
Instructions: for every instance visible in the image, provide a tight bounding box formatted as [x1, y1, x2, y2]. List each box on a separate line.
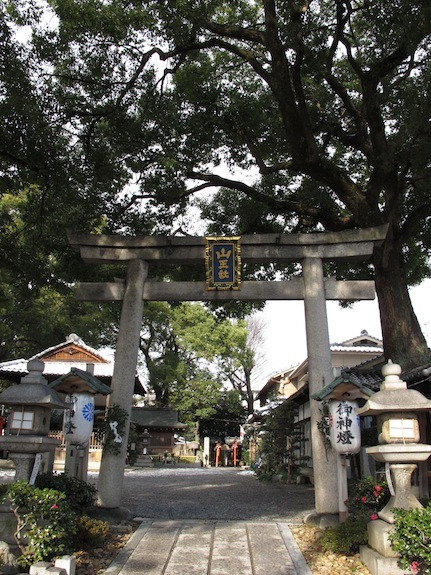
[135, 454, 154, 467]
[360, 545, 414, 575]
[303, 511, 339, 529]
[89, 506, 132, 522]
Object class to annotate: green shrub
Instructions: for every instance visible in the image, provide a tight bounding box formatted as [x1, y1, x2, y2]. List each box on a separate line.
[346, 476, 390, 516]
[390, 505, 431, 574]
[6, 481, 78, 568]
[320, 512, 370, 554]
[35, 472, 97, 512]
[73, 515, 110, 549]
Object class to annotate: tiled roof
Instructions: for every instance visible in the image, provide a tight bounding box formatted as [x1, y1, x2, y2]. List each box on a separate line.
[401, 362, 431, 384]
[311, 368, 383, 401]
[131, 407, 186, 429]
[49, 368, 113, 396]
[0, 358, 114, 378]
[0, 336, 146, 394]
[32, 334, 109, 363]
[330, 344, 383, 353]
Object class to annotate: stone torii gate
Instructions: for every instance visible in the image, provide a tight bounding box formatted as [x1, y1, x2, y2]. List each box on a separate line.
[68, 225, 387, 516]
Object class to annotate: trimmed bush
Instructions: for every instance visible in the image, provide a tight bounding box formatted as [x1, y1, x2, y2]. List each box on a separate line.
[390, 505, 431, 574]
[74, 515, 110, 549]
[320, 512, 369, 554]
[35, 472, 97, 512]
[6, 481, 78, 568]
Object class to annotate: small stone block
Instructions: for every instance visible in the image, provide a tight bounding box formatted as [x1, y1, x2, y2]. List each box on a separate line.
[55, 555, 76, 575]
[367, 519, 399, 558]
[46, 568, 66, 574]
[360, 545, 414, 575]
[30, 562, 52, 574]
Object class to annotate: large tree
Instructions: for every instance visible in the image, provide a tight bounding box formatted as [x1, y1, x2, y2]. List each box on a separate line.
[139, 301, 260, 418]
[2, 0, 431, 368]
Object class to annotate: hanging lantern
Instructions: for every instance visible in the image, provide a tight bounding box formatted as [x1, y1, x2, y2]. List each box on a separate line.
[329, 399, 361, 455]
[63, 393, 95, 445]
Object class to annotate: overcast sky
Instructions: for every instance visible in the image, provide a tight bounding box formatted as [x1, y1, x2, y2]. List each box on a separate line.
[256, 277, 431, 384]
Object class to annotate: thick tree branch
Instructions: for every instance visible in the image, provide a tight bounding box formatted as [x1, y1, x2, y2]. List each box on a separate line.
[204, 21, 266, 46]
[187, 170, 353, 230]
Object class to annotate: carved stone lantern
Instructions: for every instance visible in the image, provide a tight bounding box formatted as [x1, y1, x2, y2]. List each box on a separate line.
[137, 428, 154, 467]
[0, 359, 70, 481]
[356, 360, 431, 575]
[141, 428, 152, 455]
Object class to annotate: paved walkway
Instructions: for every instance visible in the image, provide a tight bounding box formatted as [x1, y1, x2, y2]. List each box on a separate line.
[0, 463, 316, 574]
[104, 519, 312, 575]
[95, 466, 316, 575]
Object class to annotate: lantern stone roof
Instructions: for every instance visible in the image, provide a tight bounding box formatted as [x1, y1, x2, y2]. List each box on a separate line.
[357, 361, 431, 416]
[49, 367, 112, 396]
[0, 359, 70, 410]
[130, 407, 186, 430]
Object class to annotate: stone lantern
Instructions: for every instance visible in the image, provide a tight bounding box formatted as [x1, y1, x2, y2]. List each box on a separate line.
[356, 360, 431, 575]
[137, 428, 153, 467]
[0, 359, 70, 482]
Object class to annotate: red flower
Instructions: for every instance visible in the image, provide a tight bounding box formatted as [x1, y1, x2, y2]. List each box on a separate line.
[411, 561, 419, 573]
[373, 490, 379, 497]
[370, 513, 378, 520]
[361, 496, 367, 503]
[51, 503, 59, 510]
[374, 485, 382, 492]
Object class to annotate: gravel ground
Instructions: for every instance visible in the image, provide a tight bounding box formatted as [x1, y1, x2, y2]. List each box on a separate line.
[98, 465, 316, 523]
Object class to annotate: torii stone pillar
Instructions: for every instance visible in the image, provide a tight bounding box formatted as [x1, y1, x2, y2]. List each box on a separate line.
[97, 259, 148, 508]
[303, 257, 338, 515]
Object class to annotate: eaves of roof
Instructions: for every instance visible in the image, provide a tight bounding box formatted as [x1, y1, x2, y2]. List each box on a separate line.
[30, 336, 109, 364]
[49, 368, 113, 396]
[311, 369, 382, 401]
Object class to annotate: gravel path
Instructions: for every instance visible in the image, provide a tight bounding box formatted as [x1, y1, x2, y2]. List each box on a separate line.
[89, 465, 316, 524]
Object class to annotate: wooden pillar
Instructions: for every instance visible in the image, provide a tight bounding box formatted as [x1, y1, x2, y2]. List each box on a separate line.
[97, 259, 148, 508]
[302, 257, 339, 515]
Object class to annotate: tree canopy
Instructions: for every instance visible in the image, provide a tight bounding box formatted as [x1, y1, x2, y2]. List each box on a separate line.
[139, 301, 261, 418]
[1, 0, 431, 368]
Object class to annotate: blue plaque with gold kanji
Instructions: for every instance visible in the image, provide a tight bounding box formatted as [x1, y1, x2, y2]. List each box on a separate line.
[205, 237, 241, 290]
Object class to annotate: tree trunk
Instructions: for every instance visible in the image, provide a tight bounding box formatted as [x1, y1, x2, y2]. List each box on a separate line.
[373, 228, 430, 370]
[244, 369, 255, 416]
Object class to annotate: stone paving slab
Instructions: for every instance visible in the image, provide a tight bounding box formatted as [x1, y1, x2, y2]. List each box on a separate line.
[105, 519, 312, 575]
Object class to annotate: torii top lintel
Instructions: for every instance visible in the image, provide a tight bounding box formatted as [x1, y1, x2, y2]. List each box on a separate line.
[68, 226, 387, 303]
[68, 225, 387, 266]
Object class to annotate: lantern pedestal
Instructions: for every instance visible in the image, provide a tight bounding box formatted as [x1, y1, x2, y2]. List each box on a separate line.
[64, 442, 90, 480]
[0, 436, 62, 482]
[379, 463, 423, 523]
[359, 461, 422, 575]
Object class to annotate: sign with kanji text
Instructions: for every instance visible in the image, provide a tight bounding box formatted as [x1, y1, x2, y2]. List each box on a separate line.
[205, 237, 241, 290]
[329, 400, 361, 455]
